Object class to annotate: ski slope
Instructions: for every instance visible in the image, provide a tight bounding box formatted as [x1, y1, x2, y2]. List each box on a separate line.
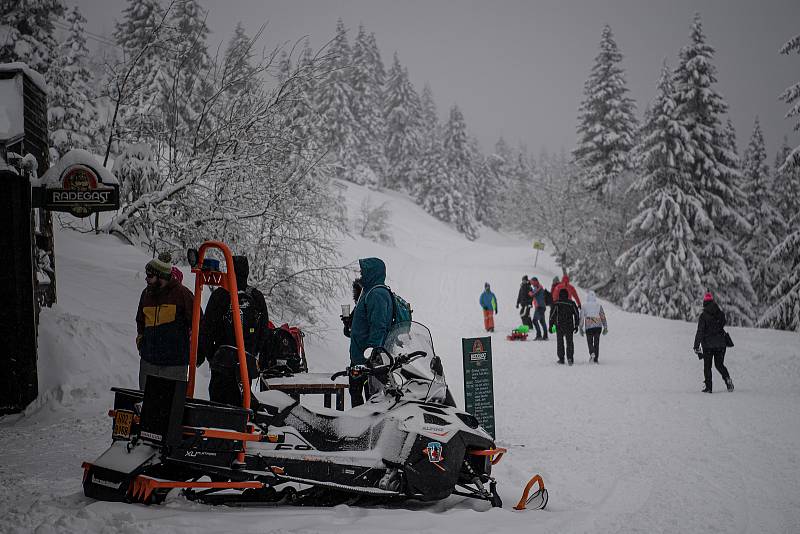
[1, 182, 799, 533]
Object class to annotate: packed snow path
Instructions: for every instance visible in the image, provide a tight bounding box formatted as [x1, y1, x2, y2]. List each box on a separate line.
[1, 183, 799, 533]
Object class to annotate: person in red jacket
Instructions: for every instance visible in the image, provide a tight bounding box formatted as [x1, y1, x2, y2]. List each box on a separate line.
[552, 274, 581, 308]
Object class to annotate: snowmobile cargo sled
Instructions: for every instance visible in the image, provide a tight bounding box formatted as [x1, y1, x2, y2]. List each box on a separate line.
[82, 240, 547, 510]
[507, 325, 529, 341]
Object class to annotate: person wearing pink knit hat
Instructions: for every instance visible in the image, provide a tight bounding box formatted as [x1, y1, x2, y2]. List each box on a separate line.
[693, 292, 734, 393]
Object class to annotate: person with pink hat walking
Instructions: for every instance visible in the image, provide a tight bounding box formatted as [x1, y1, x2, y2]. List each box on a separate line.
[693, 292, 734, 393]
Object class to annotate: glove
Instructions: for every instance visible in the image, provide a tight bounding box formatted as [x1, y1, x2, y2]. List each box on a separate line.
[573, 327, 578, 334]
[515, 303, 519, 309]
[341, 314, 353, 337]
[602, 327, 608, 336]
[579, 329, 584, 337]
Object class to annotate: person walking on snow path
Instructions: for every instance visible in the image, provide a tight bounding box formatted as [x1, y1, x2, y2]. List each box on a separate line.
[530, 277, 548, 340]
[516, 275, 534, 330]
[549, 288, 580, 365]
[579, 290, 608, 363]
[552, 274, 582, 308]
[479, 283, 498, 332]
[693, 292, 734, 393]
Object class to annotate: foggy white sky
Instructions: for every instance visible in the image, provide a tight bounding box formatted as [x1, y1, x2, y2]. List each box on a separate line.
[72, 0, 799, 158]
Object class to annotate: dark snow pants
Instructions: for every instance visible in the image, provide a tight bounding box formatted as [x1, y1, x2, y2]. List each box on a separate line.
[519, 305, 532, 329]
[556, 330, 574, 363]
[703, 348, 730, 390]
[209, 371, 243, 406]
[532, 307, 547, 338]
[586, 327, 602, 361]
[349, 373, 370, 407]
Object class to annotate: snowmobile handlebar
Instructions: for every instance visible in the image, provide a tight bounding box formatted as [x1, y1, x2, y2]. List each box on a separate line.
[330, 350, 429, 382]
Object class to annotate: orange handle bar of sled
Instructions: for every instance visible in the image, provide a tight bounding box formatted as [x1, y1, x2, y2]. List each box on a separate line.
[467, 447, 507, 465]
[187, 241, 253, 466]
[513, 474, 546, 510]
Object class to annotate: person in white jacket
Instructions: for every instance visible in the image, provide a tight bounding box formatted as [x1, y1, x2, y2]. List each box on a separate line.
[579, 290, 608, 363]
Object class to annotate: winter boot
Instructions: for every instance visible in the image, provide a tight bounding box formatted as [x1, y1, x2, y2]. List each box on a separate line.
[725, 377, 734, 391]
[567, 359, 574, 366]
[701, 385, 712, 393]
[557, 359, 565, 365]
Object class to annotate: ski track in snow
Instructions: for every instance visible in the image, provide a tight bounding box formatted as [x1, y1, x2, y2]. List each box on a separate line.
[1, 183, 799, 533]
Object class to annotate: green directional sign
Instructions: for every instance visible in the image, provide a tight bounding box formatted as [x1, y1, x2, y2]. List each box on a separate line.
[462, 336, 495, 438]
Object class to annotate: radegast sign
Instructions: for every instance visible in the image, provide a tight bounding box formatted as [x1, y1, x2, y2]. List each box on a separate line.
[43, 164, 119, 217]
[33, 149, 120, 218]
[461, 336, 495, 438]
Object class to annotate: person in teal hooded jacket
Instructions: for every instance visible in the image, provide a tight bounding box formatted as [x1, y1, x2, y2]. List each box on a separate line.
[347, 257, 393, 406]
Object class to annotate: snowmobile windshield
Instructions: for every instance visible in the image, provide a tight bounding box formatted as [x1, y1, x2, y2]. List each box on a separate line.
[383, 321, 442, 382]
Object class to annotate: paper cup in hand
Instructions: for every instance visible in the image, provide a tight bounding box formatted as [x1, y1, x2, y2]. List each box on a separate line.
[341, 304, 351, 316]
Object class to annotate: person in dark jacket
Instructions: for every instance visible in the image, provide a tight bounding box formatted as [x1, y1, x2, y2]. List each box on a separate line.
[199, 255, 269, 406]
[479, 283, 498, 332]
[516, 276, 534, 330]
[549, 288, 580, 365]
[348, 257, 393, 407]
[136, 252, 196, 389]
[530, 277, 548, 340]
[693, 292, 734, 393]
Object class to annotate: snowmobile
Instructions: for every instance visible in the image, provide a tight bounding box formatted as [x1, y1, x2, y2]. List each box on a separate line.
[82, 241, 547, 510]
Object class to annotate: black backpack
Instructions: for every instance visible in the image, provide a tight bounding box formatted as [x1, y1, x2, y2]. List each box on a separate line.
[260, 324, 306, 374]
[544, 289, 553, 307]
[222, 286, 264, 354]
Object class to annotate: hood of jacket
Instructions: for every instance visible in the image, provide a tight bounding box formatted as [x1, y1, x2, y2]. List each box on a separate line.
[232, 255, 249, 289]
[358, 257, 386, 291]
[703, 299, 723, 319]
[562, 274, 570, 285]
[583, 290, 601, 316]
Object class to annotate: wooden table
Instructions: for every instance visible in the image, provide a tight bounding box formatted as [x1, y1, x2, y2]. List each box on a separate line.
[261, 372, 349, 411]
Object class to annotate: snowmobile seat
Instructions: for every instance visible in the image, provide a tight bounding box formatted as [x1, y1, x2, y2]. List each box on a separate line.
[251, 389, 300, 428]
[283, 403, 385, 452]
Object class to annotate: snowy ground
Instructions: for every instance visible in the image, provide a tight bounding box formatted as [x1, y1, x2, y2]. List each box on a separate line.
[2, 183, 799, 533]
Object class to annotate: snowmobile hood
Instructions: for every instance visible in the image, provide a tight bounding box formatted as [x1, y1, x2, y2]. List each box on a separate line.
[358, 258, 386, 291]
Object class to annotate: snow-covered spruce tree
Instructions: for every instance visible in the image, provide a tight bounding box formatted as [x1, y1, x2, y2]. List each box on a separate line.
[778, 32, 800, 168]
[571, 24, 637, 301]
[757, 32, 800, 331]
[740, 117, 786, 306]
[618, 61, 707, 320]
[673, 14, 755, 325]
[757, 215, 800, 331]
[350, 26, 387, 184]
[110, 0, 173, 148]
[222, 22, 258, 95]
[384, 53, 422, 191]
[573, 24, 637, 199]
[160, 0, 213, 152]
[47, 5, 103, 161]
[441, 105, 479, 239]
[772, 137, 800, 227]
[0, 0, 64, 75]
[315, 19, 360, 183]
[502, 142, 535, 234]
[476, 140, 511, 231]
[411, 83, 440, 199]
